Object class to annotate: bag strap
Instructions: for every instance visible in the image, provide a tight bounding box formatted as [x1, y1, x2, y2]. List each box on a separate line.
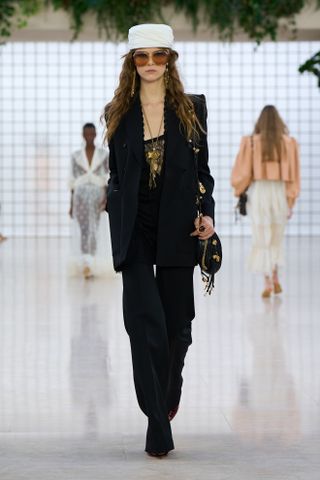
[192, 140, 202, 218]
[192, 102, 206, 218]
[235, 135, 253, 222]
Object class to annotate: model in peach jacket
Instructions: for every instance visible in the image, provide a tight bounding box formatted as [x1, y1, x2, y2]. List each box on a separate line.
[231, 134, 300, 209]
[231, 123, 300, 298]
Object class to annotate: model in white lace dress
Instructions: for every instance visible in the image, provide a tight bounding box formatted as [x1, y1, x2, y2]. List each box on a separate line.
[69, 123, 113, 278]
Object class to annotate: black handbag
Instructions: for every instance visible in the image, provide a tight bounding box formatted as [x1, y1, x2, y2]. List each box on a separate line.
[193, 145, 222, 295]
[235, 136, 253, 218]
[236, 191, 248, 216]
[197, 231, 222, 294]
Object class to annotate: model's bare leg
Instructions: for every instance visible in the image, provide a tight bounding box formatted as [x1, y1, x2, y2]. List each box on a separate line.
[272, 265, 282, 294]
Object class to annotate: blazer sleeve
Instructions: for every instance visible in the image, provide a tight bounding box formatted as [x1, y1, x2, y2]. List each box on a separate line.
[107, 138, 119, 188]
[194, 95, 215, 222]
[286, 137, 300, 208]
[231, 136, 252, 197]
[106, 138, 120, 212]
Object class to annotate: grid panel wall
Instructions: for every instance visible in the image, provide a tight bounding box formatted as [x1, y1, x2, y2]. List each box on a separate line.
[0, 41, 319, 237]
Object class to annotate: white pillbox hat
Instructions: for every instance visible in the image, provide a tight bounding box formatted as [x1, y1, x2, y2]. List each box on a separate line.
[128, 24, 174, 50]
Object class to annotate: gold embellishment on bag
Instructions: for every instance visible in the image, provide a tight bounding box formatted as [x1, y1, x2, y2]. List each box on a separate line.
[212, 239, 217, 246]
[201, 239, 208, 271]
[213, 254, 220, 262]
[199, 182, 206, 194]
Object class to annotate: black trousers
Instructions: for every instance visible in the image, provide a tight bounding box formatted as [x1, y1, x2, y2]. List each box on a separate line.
[122, 263, 195, 453]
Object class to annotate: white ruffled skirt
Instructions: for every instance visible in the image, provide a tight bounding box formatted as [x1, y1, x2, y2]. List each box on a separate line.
[247, 180, 288, 275]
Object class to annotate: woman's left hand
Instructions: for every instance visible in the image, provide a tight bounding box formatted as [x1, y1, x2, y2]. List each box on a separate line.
[190, 215, 215, 240]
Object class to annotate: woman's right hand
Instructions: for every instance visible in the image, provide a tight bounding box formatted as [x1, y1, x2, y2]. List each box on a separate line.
[190, 215, 215, 240]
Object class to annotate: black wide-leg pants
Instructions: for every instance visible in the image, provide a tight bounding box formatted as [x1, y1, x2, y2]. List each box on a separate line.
[122, 263, 195, 453]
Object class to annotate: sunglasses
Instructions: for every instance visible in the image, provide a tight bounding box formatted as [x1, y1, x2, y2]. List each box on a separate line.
[133, 50, 169, 67]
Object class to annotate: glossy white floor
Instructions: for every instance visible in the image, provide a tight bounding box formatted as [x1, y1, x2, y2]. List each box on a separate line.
[0, 237, 319, 480]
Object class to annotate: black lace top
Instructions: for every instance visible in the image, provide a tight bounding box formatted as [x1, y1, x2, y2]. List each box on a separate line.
[126, 135, 166, 264]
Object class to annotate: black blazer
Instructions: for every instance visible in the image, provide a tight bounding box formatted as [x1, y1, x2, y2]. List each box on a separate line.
[107, 94, 215, 271]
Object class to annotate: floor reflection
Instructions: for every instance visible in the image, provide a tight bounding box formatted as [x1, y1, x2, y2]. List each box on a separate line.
[0, 238, 319, 480]
[69, 282, 110, 438]
[232, 297, 300, 445]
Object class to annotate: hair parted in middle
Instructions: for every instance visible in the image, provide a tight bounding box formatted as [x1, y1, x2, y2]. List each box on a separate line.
[102, 49, 204, 143]
[254, 105, 289, 163]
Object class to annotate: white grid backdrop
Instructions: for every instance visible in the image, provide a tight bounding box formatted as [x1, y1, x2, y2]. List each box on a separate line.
[0, 41, 319, 237]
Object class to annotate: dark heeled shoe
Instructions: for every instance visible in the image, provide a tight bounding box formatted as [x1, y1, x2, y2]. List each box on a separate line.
[147, 451, 168, 458]
[168, 405, 179, 422]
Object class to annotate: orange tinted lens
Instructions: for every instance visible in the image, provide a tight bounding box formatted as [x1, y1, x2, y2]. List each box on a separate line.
[133, 53, 149, 66]
[152, 51, 169, 65]
[133, 51, 169, 66]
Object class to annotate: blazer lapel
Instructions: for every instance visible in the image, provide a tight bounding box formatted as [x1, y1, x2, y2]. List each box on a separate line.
[75, 149, 89, 172]
[91, 147, 105, 171]
[165, 102, 188, 172]
[125, 96, 144, 165]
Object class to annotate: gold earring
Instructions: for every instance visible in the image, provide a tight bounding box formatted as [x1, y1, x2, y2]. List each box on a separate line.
[164, 64, 169, 89]
[131, 69, 136, 97]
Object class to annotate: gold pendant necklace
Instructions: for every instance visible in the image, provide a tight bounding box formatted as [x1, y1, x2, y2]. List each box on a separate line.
[147, 149, 161, 161]
[142, 104, 164, 188]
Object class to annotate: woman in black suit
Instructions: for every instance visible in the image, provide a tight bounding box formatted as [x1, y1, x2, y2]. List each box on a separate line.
[102, 23, 215, 457]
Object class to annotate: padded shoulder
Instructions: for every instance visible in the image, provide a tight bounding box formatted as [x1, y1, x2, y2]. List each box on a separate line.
[187, 93, 206, 103]
[187, 93, 206, 110]
[186, 93, 207, 132]
[187, 93, 207, 115]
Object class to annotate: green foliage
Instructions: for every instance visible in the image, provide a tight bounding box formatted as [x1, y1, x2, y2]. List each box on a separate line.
[48, 0, 306, 41]
[0, 0, 41, 38]
[0, 1, 16, 37]
[175, 0, 305, 43]
[50, 0, 163, 39]
[0, 0, 307, 41]
[299, 50, 320, 87]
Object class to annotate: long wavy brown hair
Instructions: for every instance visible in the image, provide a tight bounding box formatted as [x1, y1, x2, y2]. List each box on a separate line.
[102, 49, 204, 143]
[254, 105, 289, 162]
